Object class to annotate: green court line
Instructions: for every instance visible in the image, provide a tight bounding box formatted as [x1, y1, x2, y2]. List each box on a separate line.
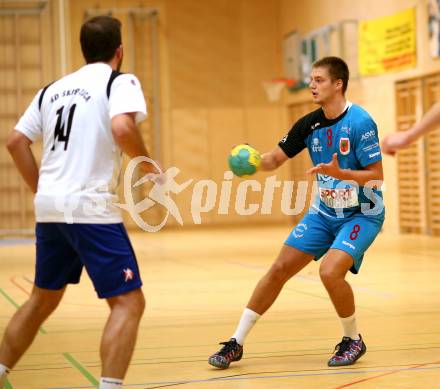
[0, 288, 47, 334]
[63, 352, 98, 387]
[5, 378, 13, 389]
[0, 288, 19, 309]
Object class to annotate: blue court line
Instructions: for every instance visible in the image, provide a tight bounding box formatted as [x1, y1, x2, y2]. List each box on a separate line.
[228, 259, 393, 298]
[43, 364, 440, 389]
[22, 276, 33, 285]
[226, 260, 387, 313]
[0, 238, 34, 246]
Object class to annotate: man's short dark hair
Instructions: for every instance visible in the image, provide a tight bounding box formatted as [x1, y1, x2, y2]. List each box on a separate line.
[313, 56, 349, 94]
[80, 16, 122, 64]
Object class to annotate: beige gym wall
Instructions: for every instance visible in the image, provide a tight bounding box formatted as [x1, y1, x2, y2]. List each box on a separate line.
[68, 0, 290, 229]
[7, 0, 430, 233]
[281, 0, 440, 234]
[0, 0, 63, 233]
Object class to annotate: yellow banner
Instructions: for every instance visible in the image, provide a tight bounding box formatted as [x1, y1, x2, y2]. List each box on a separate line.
[359, 8, 416, 76]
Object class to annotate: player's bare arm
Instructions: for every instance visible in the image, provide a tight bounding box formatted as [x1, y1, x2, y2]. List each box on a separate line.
[111, 112, 159, 174]
[382, 100, 440, 155]
[260, 146, 289, 171]
[307, 153, 383, 186]
[6, 130, 39, 193]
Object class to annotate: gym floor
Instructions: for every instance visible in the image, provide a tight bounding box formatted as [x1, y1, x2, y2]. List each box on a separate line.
[0, 226, 439, 388]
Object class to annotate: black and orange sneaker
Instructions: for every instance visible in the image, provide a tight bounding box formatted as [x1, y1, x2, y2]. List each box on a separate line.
[327, 335, 366, 367]
[208, 338, 243, 369]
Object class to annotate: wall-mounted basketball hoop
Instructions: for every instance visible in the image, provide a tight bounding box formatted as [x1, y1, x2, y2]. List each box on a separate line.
[262, 78, 296, 102]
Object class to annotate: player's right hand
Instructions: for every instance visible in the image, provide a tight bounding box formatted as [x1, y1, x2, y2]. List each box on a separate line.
[381, 131, 413, 156]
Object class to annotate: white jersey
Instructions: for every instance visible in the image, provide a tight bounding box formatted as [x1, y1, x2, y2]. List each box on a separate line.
[15, 63, 147, 223]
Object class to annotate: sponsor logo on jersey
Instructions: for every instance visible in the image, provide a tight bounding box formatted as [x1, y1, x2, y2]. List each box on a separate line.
[339, 138, 350, 155]
[293, 223, 307, 238]
[341, 126, 351, 134]
[342, 240, 356, 250]
[123, 268, 134, 282]
[369, 151, 380, 159]
[312, 137, 323, 152]
[361, 130, 375, 141]
[362, 142, 379, 152]
[311, 122, 320, 130]
[319, 187, 359, 209]
[317, 173, 334, 183]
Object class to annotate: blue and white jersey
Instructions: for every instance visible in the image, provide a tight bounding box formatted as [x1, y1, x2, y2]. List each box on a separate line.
[278, 102, 384, 219]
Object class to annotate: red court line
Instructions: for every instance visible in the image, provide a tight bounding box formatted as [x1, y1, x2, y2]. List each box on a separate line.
[10, 277, 31, 296]
[334, 360, 440, 388]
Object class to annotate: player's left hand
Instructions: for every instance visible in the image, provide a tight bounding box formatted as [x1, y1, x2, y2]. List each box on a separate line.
[306, 153, 341, 177]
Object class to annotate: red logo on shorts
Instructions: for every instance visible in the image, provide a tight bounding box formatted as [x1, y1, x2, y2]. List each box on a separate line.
[123, 268, 134, 282]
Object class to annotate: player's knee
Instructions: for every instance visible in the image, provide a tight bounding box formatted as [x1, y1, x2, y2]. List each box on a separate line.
[111, 289, 146, 318]
[319, 266, 339, 288]
[29, 293, 62, 317]
[135, 292, 146, 316]
[126, 292, 145, 319]
[268, 261, 293, 284]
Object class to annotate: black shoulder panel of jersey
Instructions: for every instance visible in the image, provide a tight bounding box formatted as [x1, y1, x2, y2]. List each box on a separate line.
[106, 71, 123, 99]
[278, 107, 323, 158]
[294, 107, 324, 134]
[38, 82, 54, 111]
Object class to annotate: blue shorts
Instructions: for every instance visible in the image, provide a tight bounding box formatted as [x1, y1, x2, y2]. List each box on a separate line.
[35, 223, 142, 298]
[284, 211, 384, 274]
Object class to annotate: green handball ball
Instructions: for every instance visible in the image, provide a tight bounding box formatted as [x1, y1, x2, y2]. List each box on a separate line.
[228, 144, 262, 177]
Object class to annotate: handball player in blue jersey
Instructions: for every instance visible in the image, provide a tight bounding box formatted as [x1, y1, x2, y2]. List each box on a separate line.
[209, 57, 384, 369]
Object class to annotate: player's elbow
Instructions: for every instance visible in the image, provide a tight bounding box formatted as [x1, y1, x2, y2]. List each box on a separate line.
[6, 138, 16, 154]
[261, 153, 279, 171]
[372, 167, 384, 182]
[6, 131, 28, 154]
[364, 171, 383, 187]
[112, 124, 132, 144]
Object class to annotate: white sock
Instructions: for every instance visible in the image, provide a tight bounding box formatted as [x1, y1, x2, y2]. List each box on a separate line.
[99, 377, 123, 389]
[340, 313, 360, 340]
[0, 364, 10, 388]
[231, 308, 261, 345]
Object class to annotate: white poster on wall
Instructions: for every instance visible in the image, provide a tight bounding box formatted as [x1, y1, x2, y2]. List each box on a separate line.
[283, 31, 301, 81]
[429, 0, 440, 57]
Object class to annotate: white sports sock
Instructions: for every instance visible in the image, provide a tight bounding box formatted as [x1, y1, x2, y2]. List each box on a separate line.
[340, 313, 360, 340]
[231, 308, 261, 345]
[0, 364, 10, 389]
[99, 377, 123, 389]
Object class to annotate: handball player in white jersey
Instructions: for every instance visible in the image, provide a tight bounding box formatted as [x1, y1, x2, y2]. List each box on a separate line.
[0, 16, 157, 389]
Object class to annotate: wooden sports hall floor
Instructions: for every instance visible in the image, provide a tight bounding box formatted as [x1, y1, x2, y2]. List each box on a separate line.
[1, 226, 439, 388]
